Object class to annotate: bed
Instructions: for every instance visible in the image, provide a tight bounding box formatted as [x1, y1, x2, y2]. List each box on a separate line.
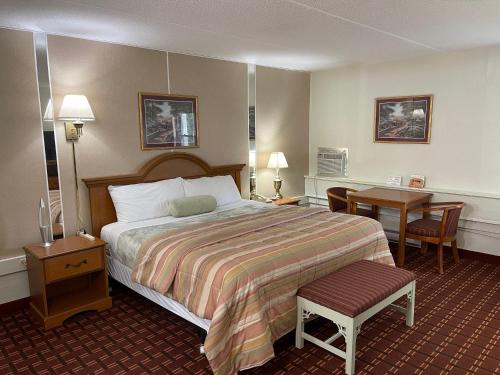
[83, 152, 394, 375]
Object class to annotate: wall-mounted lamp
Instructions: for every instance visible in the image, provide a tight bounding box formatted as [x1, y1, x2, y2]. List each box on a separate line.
[58, 94, 95, 140]
[57, 94, 95, 234]
[267, 151, 288, 200]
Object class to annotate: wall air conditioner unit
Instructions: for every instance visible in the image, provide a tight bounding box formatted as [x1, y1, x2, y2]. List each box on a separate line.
[317, 147, 348, 177]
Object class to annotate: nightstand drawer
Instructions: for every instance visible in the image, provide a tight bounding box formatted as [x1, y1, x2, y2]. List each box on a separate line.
[45, 248, 103, 283]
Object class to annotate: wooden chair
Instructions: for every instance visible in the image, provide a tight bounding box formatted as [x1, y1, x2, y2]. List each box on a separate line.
[405, 202, 465, 274]
[326, 187, 378, 219]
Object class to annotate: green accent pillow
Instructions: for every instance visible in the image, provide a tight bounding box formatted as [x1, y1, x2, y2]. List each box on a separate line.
[169, 195, 217, 218]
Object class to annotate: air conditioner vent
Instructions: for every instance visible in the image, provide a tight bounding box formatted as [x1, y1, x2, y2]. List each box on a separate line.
[317, 147, 348, 177]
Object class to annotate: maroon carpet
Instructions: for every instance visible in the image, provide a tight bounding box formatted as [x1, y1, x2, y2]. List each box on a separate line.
[1, 249, 498, 374]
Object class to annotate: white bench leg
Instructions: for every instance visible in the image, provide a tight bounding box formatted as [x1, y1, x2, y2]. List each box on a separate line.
[295, 297, 304, 349]
[406, 281, 416, 327]
[345, 320, 357, 375]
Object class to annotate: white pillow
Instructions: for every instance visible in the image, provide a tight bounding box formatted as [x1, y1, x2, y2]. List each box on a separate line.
[108, 177, 185, 222]
[182, 175, 241, 206]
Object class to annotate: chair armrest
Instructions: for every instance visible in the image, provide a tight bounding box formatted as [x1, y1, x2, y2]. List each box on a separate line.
[426, 202, 465, 211]
[327, 192, 348, 203]
[407, 206, 446, 214]
[408, 203, 463, 214]
[426, 201, 464, 207]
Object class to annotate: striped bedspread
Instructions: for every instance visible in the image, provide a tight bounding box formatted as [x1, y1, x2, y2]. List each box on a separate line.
[132, 206, 393, 375]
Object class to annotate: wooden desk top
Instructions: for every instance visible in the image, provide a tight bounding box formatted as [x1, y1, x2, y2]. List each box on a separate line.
[348, 187, 432, 205]
[24, 236, 106, 260]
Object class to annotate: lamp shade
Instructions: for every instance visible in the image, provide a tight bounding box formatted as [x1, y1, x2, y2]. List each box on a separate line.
[58, 95, 95, 121]
[267, 152, 288, 169]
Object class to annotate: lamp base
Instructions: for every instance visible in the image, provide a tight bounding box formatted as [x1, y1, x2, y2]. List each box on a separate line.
[272, 178, 283, 200]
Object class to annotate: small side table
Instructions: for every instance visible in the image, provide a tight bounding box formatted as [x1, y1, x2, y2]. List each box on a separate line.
[23, 236, 112, 329]
[272, 196, 301, 206]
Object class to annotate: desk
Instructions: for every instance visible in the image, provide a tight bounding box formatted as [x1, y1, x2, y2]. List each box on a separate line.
[347, 188, 432, 267]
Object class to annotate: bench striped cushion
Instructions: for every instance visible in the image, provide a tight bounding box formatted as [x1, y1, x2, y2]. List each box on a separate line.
[298, 260, 416, 317]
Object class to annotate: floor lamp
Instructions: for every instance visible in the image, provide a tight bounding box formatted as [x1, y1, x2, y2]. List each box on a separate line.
[58, 94, 95, 234]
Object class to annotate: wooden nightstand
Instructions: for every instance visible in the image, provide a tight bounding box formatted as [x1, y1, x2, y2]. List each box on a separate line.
[272, 196, 301, 206]
[23, 236, 112, 329]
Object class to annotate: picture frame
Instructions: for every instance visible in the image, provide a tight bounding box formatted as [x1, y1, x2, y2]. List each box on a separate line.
[139, 92, 199, 150]
[374, 95, 433, 144]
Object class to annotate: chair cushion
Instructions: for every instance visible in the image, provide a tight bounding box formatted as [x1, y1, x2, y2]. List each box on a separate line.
[407, 219, 441, 237]
[297, 260, 415, 317]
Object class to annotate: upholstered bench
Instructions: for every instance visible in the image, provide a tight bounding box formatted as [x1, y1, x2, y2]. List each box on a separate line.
[295, 260, 416, 375]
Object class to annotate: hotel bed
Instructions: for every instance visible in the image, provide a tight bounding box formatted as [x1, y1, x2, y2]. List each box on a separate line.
[84, 153, 394, 375]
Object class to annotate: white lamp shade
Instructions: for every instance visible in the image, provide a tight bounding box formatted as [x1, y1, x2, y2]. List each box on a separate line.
[267, 152, 288, 169]
[58, 95, 95, 121]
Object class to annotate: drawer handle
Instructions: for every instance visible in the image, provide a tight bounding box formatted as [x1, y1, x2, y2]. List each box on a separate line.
[65, 259, 88, 269]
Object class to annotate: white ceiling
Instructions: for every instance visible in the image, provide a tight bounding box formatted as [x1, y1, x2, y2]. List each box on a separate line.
[1, 0, 500, 71]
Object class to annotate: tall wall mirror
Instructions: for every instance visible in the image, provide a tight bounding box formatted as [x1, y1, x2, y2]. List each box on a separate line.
[248, 64, 257, 198]
[34, 32, 64, 239]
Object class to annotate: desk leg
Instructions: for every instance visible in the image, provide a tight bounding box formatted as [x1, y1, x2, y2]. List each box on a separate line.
[350, 202, 357, 215]
[397, 207, 407, 267]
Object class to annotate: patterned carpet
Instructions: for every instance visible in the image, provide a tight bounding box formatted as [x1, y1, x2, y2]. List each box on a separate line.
[1, 248, 498, 375]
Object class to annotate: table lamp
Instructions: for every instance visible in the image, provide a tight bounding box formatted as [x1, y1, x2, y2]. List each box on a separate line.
[267, 151, 288, 200]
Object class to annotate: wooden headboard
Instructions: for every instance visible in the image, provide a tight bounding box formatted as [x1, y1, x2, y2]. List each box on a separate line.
[83, 152, 245, 236]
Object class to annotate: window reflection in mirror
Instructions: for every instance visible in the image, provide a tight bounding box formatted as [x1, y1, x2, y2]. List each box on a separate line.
[35, 33, 64, 239]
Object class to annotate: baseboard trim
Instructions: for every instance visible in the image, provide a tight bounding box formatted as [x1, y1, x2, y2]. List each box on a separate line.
[0, 297, 30, 317]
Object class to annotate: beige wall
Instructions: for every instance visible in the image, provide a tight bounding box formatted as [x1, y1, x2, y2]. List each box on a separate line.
[48, 35, 170, 235]
[48, 36, 248, 235]
[168, 53, 249, 195]
[256, 66, 310, 198]
[0, 28, 47, 252]
[309, 46, 500, 193]
[309, 46, 500, 255]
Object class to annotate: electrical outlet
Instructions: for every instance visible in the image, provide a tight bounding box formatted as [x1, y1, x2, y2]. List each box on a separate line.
[65, 122, 78, 141]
